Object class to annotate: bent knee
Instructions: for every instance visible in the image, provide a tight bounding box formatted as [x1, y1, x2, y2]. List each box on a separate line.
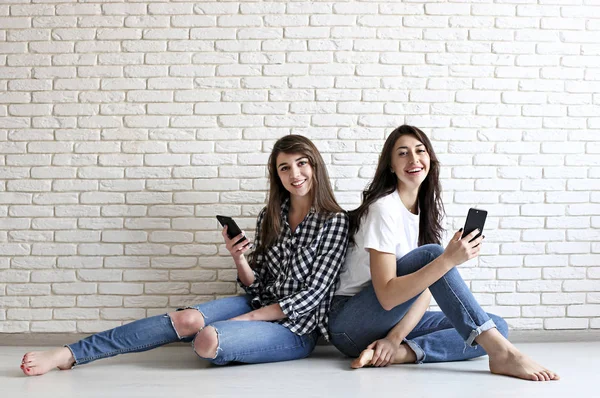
[169, 309, 205, 338]
[421, 244, 444, 259]
[193, 326, 219, 359]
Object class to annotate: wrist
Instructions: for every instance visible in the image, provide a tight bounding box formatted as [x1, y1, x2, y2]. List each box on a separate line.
[438, 253, 455, 271]
[386, 333, 405, 346]
[233, 255, 247, 267]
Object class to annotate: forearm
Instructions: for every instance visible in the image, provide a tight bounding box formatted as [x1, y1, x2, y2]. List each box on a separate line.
[380, 254, 453, 310]
[386, 289, 432, 344]
[235, 255, 256, 287]
[238, 303, 285, 322]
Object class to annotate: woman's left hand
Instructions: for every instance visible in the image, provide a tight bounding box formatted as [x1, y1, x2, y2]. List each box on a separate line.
[367, 338, 398, 367]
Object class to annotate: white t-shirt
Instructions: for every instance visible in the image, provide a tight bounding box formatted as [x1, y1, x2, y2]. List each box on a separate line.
[336, 190, 420, 296]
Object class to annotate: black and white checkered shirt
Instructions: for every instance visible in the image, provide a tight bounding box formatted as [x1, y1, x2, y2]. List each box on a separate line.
[239, 199, 349, 340]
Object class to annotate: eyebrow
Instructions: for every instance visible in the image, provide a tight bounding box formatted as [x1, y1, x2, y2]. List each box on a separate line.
[277, 156, 308, 168]
[396, 144, 424, 150]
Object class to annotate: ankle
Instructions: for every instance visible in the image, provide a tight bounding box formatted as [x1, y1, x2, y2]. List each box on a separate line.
[398, 343, 417, 363]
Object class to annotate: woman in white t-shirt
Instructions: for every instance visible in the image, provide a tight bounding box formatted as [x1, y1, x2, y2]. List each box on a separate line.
[328, 125, 558, 381]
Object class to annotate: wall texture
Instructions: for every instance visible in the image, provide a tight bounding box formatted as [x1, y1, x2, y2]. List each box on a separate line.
[1, 0, 600, 334]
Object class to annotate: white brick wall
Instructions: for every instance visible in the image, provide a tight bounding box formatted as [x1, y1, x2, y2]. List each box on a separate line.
[1, 0, 599, 334]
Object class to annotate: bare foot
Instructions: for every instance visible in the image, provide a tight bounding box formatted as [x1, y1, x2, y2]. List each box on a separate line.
[351, 349, 374, 369]
[21, 347, 75, 376]
[351, 344, 417, 369]
[489, 350, 560, 382]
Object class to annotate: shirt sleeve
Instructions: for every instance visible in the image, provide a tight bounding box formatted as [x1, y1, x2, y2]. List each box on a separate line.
[362, 202, 400, 255]
[237, 207, 267, 296]
[278, 212, 349, 321]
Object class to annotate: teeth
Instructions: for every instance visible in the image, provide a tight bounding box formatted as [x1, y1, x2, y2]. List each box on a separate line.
[408, 168, 422, 173]
[292, 181, 304, 186]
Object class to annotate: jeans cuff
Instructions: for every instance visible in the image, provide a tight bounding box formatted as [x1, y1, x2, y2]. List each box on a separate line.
[466, 319, 496, 347]
[403, 338, 425, 364]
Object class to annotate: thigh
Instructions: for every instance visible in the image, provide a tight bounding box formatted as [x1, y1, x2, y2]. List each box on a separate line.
[187, 295, 253, 326]
[203, 320, 318, 365]
[406, 311, 454, 340]
[328, 286, 418, 356]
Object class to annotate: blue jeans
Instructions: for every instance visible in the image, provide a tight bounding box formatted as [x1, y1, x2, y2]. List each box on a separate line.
[328, 244, 509, 363]
[66, 295, 318, 366]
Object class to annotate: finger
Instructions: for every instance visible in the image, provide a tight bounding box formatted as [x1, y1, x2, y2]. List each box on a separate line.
[383, 353, 392, 367]
[464, 229, 480, 241]
[375, 349, 386, 367]
[232, 232, 245, 242]
[470, 235, 484, 247]
[366, 342, 376, 350]
[221, 226, 229, 239]
[238, 242, 253, 254]
[372, 349, 382, 366]
[454, 229, 463, 241]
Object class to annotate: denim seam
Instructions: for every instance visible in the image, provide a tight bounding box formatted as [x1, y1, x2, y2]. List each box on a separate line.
[439, 273, 479, 346]
[330, 331, 361, 357]
[74, 338, 175, 364]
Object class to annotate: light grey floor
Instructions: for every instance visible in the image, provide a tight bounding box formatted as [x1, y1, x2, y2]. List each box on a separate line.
[1, 342, 597, 398]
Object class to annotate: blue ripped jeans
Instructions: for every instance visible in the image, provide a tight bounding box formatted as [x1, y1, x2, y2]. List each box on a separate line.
[66, 295, 317, 366]
[328, 244, 509, 363]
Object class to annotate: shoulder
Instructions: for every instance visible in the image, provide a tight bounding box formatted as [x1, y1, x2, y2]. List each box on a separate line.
[319, 211, 350, 231]
[256, 206, 267, 225]
[369, 193, 398, 218]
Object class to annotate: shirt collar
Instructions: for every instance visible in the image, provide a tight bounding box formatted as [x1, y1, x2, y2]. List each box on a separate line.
[280, 197, 316, 225]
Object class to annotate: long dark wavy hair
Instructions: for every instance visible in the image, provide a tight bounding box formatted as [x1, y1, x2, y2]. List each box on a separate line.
[349, 125, 445, 246]
[249, 135, 343, 266]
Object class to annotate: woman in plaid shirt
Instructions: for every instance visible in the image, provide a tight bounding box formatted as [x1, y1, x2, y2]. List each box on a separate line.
[22, 135, 349, 375]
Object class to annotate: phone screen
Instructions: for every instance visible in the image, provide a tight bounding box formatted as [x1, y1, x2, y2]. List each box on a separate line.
[462, 208, 487, 242]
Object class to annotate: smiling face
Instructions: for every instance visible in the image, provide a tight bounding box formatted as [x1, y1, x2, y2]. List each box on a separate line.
[276, 152, 314, 199]
[390, 134, 431, 191]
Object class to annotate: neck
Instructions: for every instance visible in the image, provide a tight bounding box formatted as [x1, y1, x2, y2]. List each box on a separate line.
[398, 184, 419, 213]
[289, 194, 313, 218]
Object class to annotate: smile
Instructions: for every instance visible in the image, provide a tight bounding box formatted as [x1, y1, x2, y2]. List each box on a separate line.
[291, 180, 306, 187]
[406, 168, 424, 174]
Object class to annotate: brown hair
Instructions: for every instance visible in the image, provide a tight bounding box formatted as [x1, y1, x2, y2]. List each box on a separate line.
[250, 135, 344, 263]
[349, 125, 445, 246]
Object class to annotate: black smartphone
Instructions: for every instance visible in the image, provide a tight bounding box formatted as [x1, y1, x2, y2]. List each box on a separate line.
[216, 215, 248, 246]
[461, 208, 487, 243]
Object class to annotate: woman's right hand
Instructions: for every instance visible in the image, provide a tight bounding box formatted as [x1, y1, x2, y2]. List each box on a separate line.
[442, 229, 484, 267]
[222, 226, 252, 261]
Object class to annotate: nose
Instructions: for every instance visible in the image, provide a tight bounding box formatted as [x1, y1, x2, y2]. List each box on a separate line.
[290, 165, 301, 178]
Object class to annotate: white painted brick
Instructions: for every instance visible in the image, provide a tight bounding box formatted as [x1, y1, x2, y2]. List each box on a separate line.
[0, 2, 598, 332]
[52, 283, 97, 295]
[54, 308, 99, 320]
[517, 280, 563, 292]
[497, 293, 540, 305]
[564, 280, 600, 292]
[31, 296, 75, 308]
[471, 281, 515, 293]
[78, 296, 122, 307]
[98, 283, 144, 295]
